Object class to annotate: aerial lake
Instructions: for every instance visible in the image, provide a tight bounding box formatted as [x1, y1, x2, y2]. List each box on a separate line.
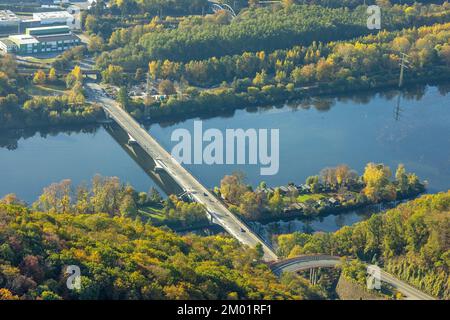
[1, 84, 449, 235]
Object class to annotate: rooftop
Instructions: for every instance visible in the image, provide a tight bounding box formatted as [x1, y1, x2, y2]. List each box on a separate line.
[0, 38, 16, 47]
[0, 10, 20, 22]
[9, 34, 39, 45]
[26, 25, 71, 32]
[35, 33, 79, 43]
[33, 11, 73, 20]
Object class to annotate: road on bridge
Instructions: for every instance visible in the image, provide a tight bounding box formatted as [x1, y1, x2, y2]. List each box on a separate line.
[271, 255, 436, 300]
[85, 82, 278, 262]
[84, 82, 435, 300]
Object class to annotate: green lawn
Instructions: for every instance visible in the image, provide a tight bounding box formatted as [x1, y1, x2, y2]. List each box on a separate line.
[24, 83, 67, 96]
[22, 55, 59, 65]
[296, 193, 327, 202]
[138, 206, 166, 222]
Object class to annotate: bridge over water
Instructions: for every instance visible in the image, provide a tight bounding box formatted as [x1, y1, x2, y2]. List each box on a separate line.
[85, 82, 278, 262]
[85, 82, 436, 300]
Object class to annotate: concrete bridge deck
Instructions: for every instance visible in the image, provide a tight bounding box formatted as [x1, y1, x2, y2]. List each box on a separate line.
[85, 82, 435, 300]
[85, 82, 278, 262]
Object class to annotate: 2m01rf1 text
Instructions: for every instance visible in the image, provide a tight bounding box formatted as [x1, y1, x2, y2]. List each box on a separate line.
[221, 304, 271, 316]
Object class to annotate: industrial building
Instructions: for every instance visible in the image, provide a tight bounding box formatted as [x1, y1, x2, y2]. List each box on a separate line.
[0, 8, 80, 35]
[0, 10, 21, 27]
[0, 25, 81, 54]
[33, 11, 80, 30]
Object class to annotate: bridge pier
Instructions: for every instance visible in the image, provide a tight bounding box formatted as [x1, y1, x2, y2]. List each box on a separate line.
[309, 268, 319, 286]
[207, 211, 215, 224]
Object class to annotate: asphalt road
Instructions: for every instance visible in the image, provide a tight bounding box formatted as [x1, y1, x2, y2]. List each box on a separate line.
[85, 82, 278, 262]
[85, 82, 435, 299]
[271, 255, 436, 300]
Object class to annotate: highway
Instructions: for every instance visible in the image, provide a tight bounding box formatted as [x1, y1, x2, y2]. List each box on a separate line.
[271, 255, 436, 300]
[85, 82, 278, 262]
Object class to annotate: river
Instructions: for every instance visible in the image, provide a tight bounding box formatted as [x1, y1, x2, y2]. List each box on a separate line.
[1, 84, 449, 235]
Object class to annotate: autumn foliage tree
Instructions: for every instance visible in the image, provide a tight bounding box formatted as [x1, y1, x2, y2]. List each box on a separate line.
[0, 198, 322, 300]
[33, 70, 46, 85]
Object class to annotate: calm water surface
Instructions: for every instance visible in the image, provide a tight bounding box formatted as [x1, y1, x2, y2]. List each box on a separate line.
[1, 84, 449, 233]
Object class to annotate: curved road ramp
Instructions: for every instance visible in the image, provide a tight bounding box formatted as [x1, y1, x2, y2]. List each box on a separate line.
[270, 255, 436, 300]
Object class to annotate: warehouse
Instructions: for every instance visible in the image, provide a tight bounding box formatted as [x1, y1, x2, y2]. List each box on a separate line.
[0, 38, 17, 53]
[33, 11, 80, 30]
[0, 25, 81, 54]
[6, 34, 39, 54]
[0, 10, 20, 27]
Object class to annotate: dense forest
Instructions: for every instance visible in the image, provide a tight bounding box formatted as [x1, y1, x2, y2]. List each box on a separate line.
[144, 21, 450, 87]
[0, 0, 448, 302]
[101, 0, 210, 16]
[0, 178, 446, 300]
[27, 175, 209, 228]
[0, 53, 102, 130]
[2, 3, 450, 129]
[276, 191, 450, 299]
[95, 3, 450, 70]
[120, 21, 450, 121]
[0, 199, 322, 300]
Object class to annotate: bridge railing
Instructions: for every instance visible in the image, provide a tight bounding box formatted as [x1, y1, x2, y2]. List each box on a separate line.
[214, 194, 276, 254]
[269, 254, 342, 268]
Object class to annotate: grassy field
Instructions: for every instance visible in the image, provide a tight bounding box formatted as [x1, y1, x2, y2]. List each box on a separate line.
[138, 206, 166, 223]
[296, 193, 327, 202]
[24, 83, 67, 97]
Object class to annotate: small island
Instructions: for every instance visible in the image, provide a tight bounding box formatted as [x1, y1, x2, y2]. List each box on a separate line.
[215, 162, 425, 221]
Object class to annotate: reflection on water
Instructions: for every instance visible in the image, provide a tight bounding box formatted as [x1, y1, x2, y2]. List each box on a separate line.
[149, 83, 450, 194]
[250, 203, 397, 246]
[0, 83, 449, 233]
[0, 124, 100, 151]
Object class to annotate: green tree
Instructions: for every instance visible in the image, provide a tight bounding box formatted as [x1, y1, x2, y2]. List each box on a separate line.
[120, 194, 138, 218]
[268, 189, 284, 213]
[48, 68, 57, 83]
[158, 80, 176, 95]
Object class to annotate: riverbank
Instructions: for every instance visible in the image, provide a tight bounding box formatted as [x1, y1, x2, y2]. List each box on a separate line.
[137, 69, 450, 125]
[1, 75, 448, 133]
[245, 199, 401, 225]
[128, 20, 450, 124]
[1, 84, 448, 209]
[274, 191, 450, 299]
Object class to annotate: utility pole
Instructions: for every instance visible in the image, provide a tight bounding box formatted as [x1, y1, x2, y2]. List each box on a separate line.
[395, 52, 410, 121]
[398, 52, 410, 88]
[146, 72, 151, 99]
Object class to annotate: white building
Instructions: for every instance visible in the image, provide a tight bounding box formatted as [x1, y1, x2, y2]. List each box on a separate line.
[68, 1, 97, 11]
[8, 34, 39, 54]
[0, 10, 21, 27]
[33, 11, 80, 30]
